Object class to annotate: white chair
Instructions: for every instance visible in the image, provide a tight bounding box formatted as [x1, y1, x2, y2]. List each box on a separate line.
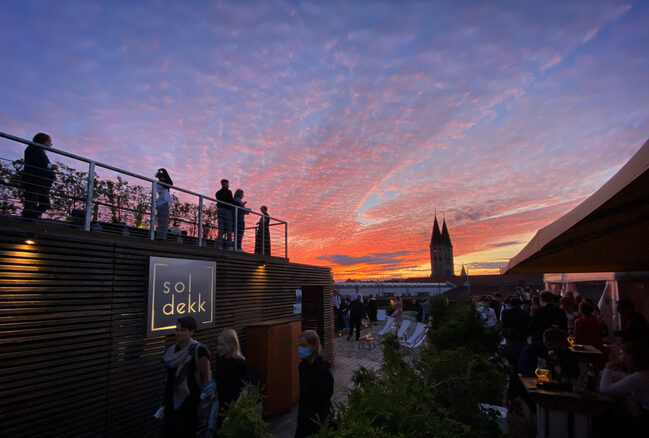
[396, 320, 411, 340]
[478, 404, 509, 434]
[402, 322, 427, 348]
[376, 316, 395, 336]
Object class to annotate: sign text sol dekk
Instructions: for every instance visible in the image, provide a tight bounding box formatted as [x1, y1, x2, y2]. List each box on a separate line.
[147, 256, 216, 337]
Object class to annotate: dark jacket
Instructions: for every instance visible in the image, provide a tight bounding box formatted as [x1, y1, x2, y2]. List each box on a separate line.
[215, 187, 234, 211]
[501, 306, 530, 342]
[349, 298, 364, 319]
[23, 144, 54, 187]
[295, 356, 333, 438]
[528, 303, 568, 343]
[215, 357, 248, 411]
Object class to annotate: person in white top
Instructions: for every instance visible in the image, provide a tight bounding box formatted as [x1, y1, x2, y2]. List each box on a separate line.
[477, 295, 498, 327]
[155, 168, 173, 240]
[600, 341, 649, 412]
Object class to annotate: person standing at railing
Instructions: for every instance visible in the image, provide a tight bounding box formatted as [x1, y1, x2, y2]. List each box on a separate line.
[155, 168, 173, 240]
[21, 133, 58, 219]
[254, 205, 271, 255]
[215, 179, 234, 250]
[233, 189, 250, 252]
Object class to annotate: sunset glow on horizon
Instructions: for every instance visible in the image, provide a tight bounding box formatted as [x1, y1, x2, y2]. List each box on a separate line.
[2, 1, 648, 281]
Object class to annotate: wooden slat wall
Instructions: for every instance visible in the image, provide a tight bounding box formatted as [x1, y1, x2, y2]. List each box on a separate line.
[0, 218, 333, 438]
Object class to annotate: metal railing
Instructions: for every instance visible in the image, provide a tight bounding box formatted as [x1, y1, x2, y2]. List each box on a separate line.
[0, 131, 288, 258]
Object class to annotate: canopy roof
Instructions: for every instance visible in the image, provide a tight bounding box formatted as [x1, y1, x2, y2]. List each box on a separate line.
[505, 138, 649, 274]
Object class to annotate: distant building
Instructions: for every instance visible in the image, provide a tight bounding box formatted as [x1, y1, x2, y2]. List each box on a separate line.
[430, 214, 454, 276]
[333, 281, 453, 298]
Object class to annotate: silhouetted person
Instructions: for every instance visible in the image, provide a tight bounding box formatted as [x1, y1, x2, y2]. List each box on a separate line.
[347, 294, 364, 340]
[254, 205, 270, 255]
[501, 297, 530, 369]
[528, 291, 568, 343]
[233, 189, 250, 251]
[215, 179, 234, 250]
[155, 168, 173, 240]
[367, 294, 378, 324]
[22, 133, 57, 219]
[615, 299, 649, 343]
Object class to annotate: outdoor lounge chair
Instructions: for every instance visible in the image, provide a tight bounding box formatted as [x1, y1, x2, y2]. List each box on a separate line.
[396, 320, 411, 340]
[377, 316, 395, 336]
[402, 322, 427, 348]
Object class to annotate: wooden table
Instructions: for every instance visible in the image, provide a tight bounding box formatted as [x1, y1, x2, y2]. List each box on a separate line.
[569, 344, 603, 363]
[519, 375, 615, 438]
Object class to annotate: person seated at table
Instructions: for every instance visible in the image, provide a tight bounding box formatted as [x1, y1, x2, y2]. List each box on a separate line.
[594, 342, 649, 437]
[518, 328, 580, 381]
[600, 342, 649, 411]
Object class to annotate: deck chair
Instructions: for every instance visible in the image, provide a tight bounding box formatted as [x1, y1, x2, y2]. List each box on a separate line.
[412, 332, 427, 348]
[396, 320, 411, 340]
[377, 316, 395, 336]
[402, 322, 427, 348]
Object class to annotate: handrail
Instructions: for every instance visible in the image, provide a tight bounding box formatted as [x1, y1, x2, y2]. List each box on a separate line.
[1, 131, 287, 257]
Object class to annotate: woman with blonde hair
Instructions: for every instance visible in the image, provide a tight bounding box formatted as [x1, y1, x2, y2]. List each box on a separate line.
[295, 330, 334, 438]
[214, 329, 248, 427]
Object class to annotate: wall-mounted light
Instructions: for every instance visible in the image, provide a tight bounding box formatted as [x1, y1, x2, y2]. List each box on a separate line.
[25, 239, 36, 245]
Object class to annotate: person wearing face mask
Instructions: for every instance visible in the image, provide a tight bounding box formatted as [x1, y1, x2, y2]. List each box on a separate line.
[295, 330, 334, 438]
[161, 316, 211, 438]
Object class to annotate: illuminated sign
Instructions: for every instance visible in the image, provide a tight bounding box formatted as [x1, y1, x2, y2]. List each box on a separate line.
[147, 256, 216, 337]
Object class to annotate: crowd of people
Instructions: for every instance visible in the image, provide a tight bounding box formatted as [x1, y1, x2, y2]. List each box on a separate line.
[162, 316, 333, 438]
[332, 290, 430, 341]
[474, 288, 649, 431]
[19, 133, 273, 254]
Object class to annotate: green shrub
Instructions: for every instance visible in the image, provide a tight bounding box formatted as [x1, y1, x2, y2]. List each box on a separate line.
[216, 385, 270, 438]
[312, 300, 506, 438]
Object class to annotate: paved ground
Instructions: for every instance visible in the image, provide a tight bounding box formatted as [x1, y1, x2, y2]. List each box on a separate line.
[267, 320, 531, 437]
[267, 322, 385, 438]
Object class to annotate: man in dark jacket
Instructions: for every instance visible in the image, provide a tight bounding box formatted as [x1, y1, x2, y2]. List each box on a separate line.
[347, 294, 364, 340]
[528, 291, 568, 343]
[22, 133, 57, 219]
[501, 297, 530, 368]
[215, 179, 234, 249]
[367, 294, 378, 324]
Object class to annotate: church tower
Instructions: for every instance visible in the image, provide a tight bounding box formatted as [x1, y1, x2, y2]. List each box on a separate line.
[430, 214, 454, 277]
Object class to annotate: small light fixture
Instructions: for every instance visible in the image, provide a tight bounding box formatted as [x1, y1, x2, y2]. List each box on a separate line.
[25, 239, 35, 245]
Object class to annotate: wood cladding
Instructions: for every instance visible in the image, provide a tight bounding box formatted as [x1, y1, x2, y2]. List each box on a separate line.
[0, 218, 333, 437]
[246, 318, 301, 418]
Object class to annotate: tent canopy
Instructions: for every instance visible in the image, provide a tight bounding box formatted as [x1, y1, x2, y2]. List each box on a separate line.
[505, 138, 649, 274]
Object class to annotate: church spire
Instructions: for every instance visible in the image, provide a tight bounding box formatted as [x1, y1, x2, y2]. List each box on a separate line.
[430, 214, 442, 246]
[441, 218, 452, 247]
[460, 263, 467, 277]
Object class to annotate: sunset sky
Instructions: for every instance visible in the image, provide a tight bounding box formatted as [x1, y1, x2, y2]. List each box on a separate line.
[2, 1, 649, 280]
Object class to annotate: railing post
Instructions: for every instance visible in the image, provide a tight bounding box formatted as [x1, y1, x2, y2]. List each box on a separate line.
[285, 221, 288, 259]
[150, 181, 157, 240]
[233, 207, 238, 251]
[197, 196, 203, 247]
[84, 162, 95, 231]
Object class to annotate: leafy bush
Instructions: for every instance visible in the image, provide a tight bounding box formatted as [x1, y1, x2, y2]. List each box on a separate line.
[216, 385, 270, 438]
[312, 299, 506, 438]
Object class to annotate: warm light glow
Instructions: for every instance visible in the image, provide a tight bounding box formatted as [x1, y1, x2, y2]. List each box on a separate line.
[2, 1, 646, 281]
[24, 240, 35, 245]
